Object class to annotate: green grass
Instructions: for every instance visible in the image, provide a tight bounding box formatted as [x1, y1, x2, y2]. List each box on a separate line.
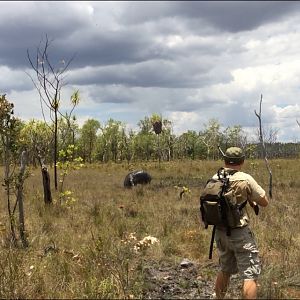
[0, 159, 299, 298]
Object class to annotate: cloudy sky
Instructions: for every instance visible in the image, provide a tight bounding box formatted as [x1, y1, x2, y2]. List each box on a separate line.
[1, 1, 300, 142]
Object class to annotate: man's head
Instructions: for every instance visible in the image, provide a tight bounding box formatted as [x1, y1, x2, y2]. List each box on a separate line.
[223, 147, 245, 166]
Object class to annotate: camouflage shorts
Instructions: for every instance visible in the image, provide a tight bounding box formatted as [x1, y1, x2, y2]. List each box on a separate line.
[215, 226, 261, 280]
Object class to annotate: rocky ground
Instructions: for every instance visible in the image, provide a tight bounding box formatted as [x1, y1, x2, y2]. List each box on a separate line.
[142, 259, 242, 299]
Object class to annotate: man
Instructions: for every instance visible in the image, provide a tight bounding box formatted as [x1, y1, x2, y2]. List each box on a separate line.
[213, 147, 269, 299]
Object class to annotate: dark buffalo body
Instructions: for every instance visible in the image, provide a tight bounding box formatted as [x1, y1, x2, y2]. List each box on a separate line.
[124, 170, 152, 188]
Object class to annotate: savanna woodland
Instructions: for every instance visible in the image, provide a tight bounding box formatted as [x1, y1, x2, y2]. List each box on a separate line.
[0, 39, 300, 299]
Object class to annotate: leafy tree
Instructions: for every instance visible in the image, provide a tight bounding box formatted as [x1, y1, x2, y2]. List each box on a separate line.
[223, 125, 248, 149]
[78, 119, 100, 163]
[176, 130, 204, 160]
[160, 119, 175, 161]
[138, 116, 153, 134]
[135, 117, 156, 161]
[200, 118, 223, 160]
[20, 119, 52, 166]
[118, 127, 135, 164]
[0, 95, 28, 247]
[97, 119, 123, 163]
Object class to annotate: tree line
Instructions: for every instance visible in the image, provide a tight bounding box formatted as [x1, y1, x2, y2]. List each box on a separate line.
[1, 106, 299, 169]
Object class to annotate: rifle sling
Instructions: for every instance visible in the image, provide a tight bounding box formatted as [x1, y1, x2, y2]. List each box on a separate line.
[209, 225, 216, 259]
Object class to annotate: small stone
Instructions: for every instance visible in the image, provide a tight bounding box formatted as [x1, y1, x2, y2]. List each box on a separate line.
[180, 258, 194, 268]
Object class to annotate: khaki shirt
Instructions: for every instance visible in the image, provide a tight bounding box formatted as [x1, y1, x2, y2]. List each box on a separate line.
[212, 168, 266, 227]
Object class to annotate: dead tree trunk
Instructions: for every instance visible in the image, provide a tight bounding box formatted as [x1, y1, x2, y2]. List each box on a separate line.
[37, 151, 52, 205]
[42, 166, 52, 205]
[54, 103, 58, 190]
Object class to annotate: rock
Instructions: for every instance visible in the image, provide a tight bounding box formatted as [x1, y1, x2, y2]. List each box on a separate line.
[180, 258, 194, 268]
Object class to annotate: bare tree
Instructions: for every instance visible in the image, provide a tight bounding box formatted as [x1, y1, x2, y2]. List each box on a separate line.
[254, 94, 273, 199]
[27, 35, 79, 190]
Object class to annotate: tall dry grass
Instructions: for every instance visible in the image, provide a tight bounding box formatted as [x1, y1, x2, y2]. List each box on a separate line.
[0, 159, 299, 299]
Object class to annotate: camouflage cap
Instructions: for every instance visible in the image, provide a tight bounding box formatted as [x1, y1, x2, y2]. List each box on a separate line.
[224, 147, 245, 165]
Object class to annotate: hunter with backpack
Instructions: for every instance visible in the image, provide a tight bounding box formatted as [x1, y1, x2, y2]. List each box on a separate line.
[200, 147, 269, 299]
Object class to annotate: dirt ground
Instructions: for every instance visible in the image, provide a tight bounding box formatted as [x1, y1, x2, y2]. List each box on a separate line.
[142, 258, 242, 299]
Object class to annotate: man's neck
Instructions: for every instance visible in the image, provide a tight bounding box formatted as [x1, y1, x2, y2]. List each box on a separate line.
[225, 163, 242, 171]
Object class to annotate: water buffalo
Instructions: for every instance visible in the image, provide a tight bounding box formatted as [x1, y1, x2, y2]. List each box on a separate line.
[124, 170, 152, 188]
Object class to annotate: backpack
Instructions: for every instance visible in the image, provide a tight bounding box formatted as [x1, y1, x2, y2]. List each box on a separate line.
[200, 167, 247, 258]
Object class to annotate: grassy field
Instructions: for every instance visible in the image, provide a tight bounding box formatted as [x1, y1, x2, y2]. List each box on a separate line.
[0, 159, 299, 299]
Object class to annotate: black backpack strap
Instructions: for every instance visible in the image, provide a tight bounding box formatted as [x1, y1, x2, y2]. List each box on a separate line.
[226, 226, 231, 236]
[226, 169, 239, 176]
[239, 200, 247, 210]
[220, 177, 231, 236]
[218, 167, 238, 179]
[209, 225, 216, 259]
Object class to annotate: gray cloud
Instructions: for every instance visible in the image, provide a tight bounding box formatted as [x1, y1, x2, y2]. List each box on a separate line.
[3, 1, 296, 70]
[1, 1, 300, 142]
[119, 1, 300, 32]
[84, 84, 136, 104]
[68, 57, 232, 89]
[0, 67, 33, 93]
[0, 2, 92, 68]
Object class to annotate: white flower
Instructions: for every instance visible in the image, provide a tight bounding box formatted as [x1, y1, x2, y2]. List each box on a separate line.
[140, 236, 160, 245]
[128, 232, 137, 241]
[133, 235, 160, 252]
